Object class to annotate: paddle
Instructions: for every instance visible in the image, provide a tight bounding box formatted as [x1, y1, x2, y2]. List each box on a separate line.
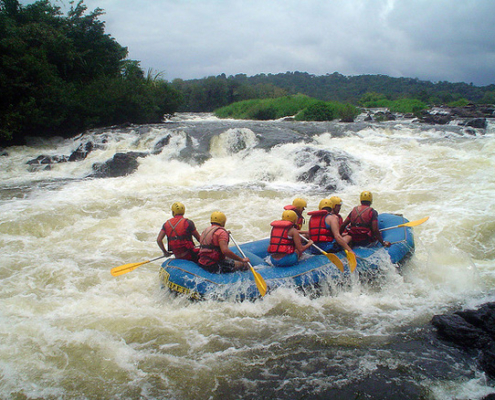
[111, 255, 168, 277]
[345, 250, 357, 272]
[379, 216, 429, 232]
[300, 236, 344, 273]
[229, 234, 267, 297]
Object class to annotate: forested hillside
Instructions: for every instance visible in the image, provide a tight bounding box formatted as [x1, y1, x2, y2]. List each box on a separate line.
[0, 0, 182, 146]
[2, 0, 495, 146]
[173, 72, 495, 112]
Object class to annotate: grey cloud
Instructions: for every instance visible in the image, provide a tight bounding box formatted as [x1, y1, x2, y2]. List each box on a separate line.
[20, 0, 495, 85]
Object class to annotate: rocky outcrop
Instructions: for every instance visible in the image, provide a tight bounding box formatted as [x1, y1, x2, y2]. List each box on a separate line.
[26, 140, 99, 171]
[432, 302, 495, 378]
[419, 104, 493, 127]
[365, 104, 494, 129]
[90, 151, 148, 178]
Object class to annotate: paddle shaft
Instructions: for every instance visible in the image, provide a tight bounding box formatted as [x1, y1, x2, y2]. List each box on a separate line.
[229, 234, 267, 297]
[300, 235, 344, 272]
[229, 235, 251, 265]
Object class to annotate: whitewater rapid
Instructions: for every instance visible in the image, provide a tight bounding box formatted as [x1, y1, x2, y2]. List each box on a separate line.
[0, 113, 494, 399]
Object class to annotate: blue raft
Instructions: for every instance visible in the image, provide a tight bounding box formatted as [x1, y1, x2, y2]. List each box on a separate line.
[159, 213, 415, 301]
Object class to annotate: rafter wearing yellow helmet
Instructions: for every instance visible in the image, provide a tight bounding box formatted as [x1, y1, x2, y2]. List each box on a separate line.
[340, 191, 391, 248]
[157, 202, 201, 262]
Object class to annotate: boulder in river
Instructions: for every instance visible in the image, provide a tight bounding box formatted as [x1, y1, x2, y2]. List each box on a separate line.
[432, 302, 495, 379]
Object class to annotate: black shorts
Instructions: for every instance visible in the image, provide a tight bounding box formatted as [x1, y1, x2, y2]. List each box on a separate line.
[200, 259, 237, 273]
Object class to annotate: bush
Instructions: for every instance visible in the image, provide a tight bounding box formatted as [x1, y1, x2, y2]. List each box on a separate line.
[295, 102, 334, 121]
[214, 95, 359, 122]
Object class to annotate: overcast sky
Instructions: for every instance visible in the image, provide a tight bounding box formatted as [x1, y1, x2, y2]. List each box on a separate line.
[27, 0, 495, 85]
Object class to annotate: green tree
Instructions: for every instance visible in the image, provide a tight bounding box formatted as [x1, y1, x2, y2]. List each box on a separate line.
[0, 0, 182, 145]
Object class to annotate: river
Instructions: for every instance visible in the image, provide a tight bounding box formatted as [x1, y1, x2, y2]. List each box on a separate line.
[0, 113, 494, 399]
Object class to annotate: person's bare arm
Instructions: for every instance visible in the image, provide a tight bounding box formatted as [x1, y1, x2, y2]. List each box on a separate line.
[292, 228, 312, 253]
[372, 220, 390, 247]
[157, 230, 171, 256]
[219, 239, 249, 263]
[328, 216, 354, 253]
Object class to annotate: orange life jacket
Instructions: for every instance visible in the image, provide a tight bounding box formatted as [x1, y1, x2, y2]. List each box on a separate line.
[347, 205, 374, 242]
[268, 220, 295, 254]
[163, 216, 195, 253]
[199, 225, 227, 266]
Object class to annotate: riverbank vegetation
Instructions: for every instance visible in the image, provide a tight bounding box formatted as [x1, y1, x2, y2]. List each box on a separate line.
[2, 0, 495, 146]
[0, 0, 182, 146]
[214, 95, 360, 122]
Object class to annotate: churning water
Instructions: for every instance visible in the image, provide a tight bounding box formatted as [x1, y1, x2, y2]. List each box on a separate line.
[1, 113, 494, 399]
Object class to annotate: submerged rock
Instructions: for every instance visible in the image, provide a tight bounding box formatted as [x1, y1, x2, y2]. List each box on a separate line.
[90, 151, 148, 178]
[432, 302, 495, 378]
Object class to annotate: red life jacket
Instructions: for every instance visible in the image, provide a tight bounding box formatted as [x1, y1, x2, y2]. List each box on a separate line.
[284, 205, 305, 230]
[199, 225, 227, 266]
[163, 216, 195, 253]
[308, 210, 332, 242]
[268, 220, 295, 254]
[308, 210, 344, 242]
[347, 205, 374, 242]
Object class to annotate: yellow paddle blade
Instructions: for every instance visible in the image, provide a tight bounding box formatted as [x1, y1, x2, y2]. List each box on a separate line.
[110, 255, 167, 277]
[398, 216, 429, 228]
[380, 216, 430, 232]
[250, 266, 268, 297]
[323, 251, 344, 273]
[111, 260, 150, 276]
[229, 234, 268, 297]
[345, 250, 357, 273]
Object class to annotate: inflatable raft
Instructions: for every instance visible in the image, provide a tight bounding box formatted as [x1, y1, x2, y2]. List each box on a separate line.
[159, 213, 415, 301]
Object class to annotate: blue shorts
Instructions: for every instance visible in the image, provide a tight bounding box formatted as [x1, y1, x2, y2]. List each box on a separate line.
[270, 252, 298, 267]
[309, 241, 341, 254]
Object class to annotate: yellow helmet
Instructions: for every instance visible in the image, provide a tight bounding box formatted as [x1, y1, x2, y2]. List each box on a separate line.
[292, 198, 307, 209]
[171, 202, 185, 216]
[360, 191, 373, 203]
[282, 210, 298, 224]
[210, 211, 227, 227]
[318, 198, 333, 210]
[329, 196, 342, 208]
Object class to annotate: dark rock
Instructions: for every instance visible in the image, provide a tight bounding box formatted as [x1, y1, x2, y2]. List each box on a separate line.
[26, 155, 69, 171]
[457, 302, 495, 337]
[481, 343, 495, 378]
[301, 165, 321, 183]
[432, 302, 495, 379]
[340, 115, 355, 123]
[27, 155, 68, 165]
[294, 147, 357, 190]
[419, 113, 452, 125]
[431, 313, 490, 349]
[462, 118, 487, 129]
[374, 111, 396, 121]
[68, 141, 94, 162]
[153, 135, 172, 154]
[90, 151, 148, 178]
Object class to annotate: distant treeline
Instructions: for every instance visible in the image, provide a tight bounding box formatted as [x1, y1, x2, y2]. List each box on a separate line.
[172, 72, 495, 113]
[2, 0, 495, 147]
